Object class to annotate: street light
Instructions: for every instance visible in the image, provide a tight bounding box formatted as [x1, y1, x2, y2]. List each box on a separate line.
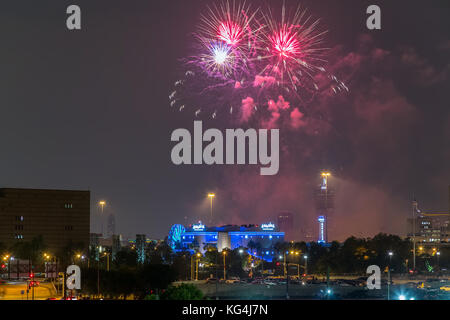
[321, 171, 331, 242]
[387, 251, 393, 301]
[98, 200, 107, 236]
[304, 255, 308, 275]
[208, 193, 215, 225]
[196, 253, 201, 281]
[99, 201, 106, 212]
[437, 251, 441, 271]
[222, 251, 227, 281]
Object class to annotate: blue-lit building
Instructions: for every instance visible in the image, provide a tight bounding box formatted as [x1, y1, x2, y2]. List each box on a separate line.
[168, 222, 285, 262]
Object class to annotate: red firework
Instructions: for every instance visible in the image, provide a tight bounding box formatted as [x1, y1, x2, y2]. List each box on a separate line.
[269, 24, 301, 58]
[218, 21, 244, 46]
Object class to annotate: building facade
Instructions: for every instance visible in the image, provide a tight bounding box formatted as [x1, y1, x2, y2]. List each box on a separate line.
[168, 222, 285, 262]
[407, 212, 450, 244]
[0, 188, 90, 254]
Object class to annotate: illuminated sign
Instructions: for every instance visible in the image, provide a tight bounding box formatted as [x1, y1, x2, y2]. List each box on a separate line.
[192, 223, 205, 231]
[261, 222, 275, 231]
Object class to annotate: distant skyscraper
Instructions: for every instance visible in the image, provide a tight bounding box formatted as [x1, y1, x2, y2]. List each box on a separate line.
[277, 212, 294, 241]
[106, 213, 116, 238]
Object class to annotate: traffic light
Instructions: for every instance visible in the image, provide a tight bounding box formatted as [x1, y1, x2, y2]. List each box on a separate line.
[29, 272, 34, 279]
[1, 264, 5, 269]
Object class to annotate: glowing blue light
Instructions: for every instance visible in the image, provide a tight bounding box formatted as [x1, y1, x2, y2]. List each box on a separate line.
[211, 43, 231, 65]
[168, 224, 186, 250]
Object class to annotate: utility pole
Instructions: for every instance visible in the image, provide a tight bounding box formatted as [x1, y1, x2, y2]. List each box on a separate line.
[215, 252, 218, 300]
[97, 259, 100, 298]
[387, 267, 391, 300]
[412, 199, 418, 271]
[223, 252, 226, 280]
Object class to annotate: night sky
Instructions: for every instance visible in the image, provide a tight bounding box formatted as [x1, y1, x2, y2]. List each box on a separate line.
[1, 0, 449, 241]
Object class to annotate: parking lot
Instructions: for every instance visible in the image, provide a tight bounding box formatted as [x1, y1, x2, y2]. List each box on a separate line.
[181, 277, 450, 300]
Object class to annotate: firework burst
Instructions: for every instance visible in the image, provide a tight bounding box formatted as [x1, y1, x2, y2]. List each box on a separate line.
[170, 1, 348, 122]
[194, 0, 259, 79]
[255, 4, 330, 101]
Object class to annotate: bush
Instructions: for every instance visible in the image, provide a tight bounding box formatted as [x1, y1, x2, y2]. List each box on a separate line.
[160, 283, 204, 300]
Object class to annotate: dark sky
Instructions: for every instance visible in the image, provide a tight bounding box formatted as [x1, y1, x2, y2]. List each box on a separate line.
[1, 0, 449, 241]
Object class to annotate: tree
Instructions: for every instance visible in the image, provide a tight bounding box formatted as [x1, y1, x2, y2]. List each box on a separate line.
[113, 248, 138, 269]
[160, 283, 203, 300]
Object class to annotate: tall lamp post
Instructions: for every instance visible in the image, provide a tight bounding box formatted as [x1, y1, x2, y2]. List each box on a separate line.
[222, 251, 227, 281]
[208, 193, 215, 225]
[436, 251, 441, 272]
[98, 200, 106, 235]
[321, 172, 331, 243]
[304, 255, 308, 275]
[196, 253, 201, 281]
[387, 251, 393, 301]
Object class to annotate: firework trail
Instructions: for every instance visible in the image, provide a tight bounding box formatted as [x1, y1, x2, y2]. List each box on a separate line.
[169, 0, 348, 124]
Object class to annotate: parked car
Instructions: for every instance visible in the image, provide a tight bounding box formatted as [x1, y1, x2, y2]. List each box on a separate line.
[205, 278, 218, 284]
[225, 277, 240, 284]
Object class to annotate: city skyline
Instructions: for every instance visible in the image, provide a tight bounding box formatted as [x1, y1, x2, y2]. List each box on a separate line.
[0, 0, 449, 240]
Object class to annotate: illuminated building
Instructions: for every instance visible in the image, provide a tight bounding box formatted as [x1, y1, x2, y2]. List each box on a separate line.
[168, 222, 284, 262]
[407, 212, 450, 244]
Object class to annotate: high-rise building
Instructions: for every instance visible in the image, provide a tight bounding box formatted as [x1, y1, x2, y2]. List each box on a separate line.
[0, 188, 90, 254]
[407, 212, 450, 243]
[277, 212, 294, 241]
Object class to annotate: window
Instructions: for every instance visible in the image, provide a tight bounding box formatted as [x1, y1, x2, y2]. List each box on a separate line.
[14, 225, 24, 231]
[64, 204, 73, 209]
[64, 225, 74, 231]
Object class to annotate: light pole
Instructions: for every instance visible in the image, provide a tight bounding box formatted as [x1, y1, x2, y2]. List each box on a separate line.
[387, 251, 393, 301]
[222, 251, 227, 280]
[101, 252, 110, 272]
[388, 251, 393, 266]
[98, 200, 106, 235]
[304, 255, 308, 275]
[412, 199, 418, 272]
[321, 172, 331, 243]
[196, 253, 201, 281]
[208, 193, 215, 225]
[436, 251, 440, 271]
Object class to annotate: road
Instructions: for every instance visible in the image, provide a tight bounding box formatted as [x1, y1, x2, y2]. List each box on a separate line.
[0, 280, 58, 300]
